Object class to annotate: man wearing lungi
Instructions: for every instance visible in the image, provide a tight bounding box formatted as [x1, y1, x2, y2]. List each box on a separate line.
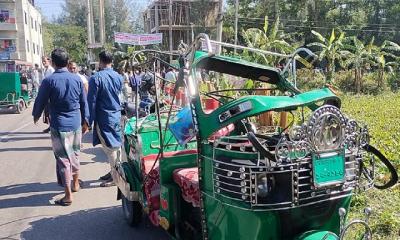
[32, 48, 89, 206]
[87, 51, 123, 187]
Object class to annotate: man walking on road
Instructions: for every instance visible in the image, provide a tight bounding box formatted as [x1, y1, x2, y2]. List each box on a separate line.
[41, 56, 55, 133]
[87, 51, 123, 187]
[32, 48, 89, 206]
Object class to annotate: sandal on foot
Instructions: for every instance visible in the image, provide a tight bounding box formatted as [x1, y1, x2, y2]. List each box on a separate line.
[100, 181, 115, 187]
[54, 198, 72, 206]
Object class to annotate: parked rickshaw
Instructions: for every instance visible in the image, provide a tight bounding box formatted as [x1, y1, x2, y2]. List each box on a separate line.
[112, 34, 398, 239]
[0, 67, 32, 113]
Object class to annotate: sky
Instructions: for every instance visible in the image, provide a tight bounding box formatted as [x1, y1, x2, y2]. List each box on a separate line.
[35, 0, 150, 22]
[35, 0, 64, 21]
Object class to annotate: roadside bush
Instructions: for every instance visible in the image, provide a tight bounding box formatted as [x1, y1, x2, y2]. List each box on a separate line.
[295, 68, 325, 91]
[387, 72, 400, 92]
[334, 70, 354, 92]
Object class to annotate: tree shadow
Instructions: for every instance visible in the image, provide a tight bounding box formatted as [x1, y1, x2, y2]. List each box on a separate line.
[0, 131, 43, 135]
[20, 206, 169, 240]
[0, 136, 49, 143]
[0, 146, 52, 153]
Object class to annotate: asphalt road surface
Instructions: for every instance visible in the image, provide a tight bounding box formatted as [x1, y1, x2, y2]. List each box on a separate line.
[0, 106, 168, 240]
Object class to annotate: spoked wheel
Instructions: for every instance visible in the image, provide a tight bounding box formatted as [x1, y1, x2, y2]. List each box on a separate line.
[361, 144, 398, 190]
[121, 194, 143, 227]
[15, 99, 26, 114]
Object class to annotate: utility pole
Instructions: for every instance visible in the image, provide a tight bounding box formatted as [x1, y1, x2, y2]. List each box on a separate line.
[216, 0, 224, 54]
[99, 0, 106, 45]
[86, 0, 93, 63]
[234, 0, 238, 54]
[169, 0, 173, 62]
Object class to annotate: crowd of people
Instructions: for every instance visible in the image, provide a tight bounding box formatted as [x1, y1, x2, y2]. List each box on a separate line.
[32, 48, 124, 206]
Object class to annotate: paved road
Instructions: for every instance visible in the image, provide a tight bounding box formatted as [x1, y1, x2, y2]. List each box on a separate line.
[0, 106, 168, 240]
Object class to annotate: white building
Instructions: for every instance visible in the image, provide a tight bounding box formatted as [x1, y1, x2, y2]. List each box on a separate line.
[0, 0, 43, 70]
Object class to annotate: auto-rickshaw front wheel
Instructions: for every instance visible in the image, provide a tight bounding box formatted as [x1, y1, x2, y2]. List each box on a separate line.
[121, 195, 143, 227]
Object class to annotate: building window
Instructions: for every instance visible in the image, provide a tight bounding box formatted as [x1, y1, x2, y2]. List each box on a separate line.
[26, 40, 29, 52]
[39, 24, 42, 34]
[31, 17, 33, 28]
[37, 45, 39, 55]
[35, 21, 37, 31]
[24, 12, 27, 24]
[33, 43, 35, 54]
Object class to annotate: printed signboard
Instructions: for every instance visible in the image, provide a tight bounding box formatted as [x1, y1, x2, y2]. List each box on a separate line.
[114, 32, 163, 46]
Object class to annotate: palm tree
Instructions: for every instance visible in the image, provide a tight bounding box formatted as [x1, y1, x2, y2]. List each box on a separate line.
[307, 29, 346, 83]
[242, 16, 294, 65]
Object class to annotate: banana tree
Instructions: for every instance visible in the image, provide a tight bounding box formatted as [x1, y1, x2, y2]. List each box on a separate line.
[308, 29, 346, 83]
[372, 41, 400, 88]
[242, 16, 294, 65]
[341, 37, 375, 93]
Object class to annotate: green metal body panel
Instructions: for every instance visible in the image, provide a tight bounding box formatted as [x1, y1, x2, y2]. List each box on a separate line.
[0, 72, 27, 105]
[159, 183, 179, 229]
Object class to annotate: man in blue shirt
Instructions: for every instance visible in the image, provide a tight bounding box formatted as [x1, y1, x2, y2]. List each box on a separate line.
[32, 48, 89, 206]
[87, 51, 123, 187]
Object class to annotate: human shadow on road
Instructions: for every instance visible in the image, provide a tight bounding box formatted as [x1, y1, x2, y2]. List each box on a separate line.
[0, 193, 59, 209]
[0, 180, 105, 209]
[81, 147, 108, 163]
[0, 182, 63, 196]
[20, 206, 168, 240]
[0, 146, 52, 153]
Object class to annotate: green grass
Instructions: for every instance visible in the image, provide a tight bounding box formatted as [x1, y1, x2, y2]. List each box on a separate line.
[341, 93, 400, 240]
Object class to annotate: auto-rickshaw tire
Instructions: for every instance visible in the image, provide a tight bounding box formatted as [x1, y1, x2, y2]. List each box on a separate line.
[15, 100, 25, 114]
[121, 195, 143, 227]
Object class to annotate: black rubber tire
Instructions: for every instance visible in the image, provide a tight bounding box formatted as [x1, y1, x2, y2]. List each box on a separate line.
[362, 144, 398, 189]
[15, 100, 25, 114]
[121, 195, 143, 227]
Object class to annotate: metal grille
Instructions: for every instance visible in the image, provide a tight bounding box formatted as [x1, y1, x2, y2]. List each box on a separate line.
[211, 142, 362, 210]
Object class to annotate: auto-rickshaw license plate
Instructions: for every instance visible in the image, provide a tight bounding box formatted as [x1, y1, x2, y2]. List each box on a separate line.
[312, 151, 345, 187]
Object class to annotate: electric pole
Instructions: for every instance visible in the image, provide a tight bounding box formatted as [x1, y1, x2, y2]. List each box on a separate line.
[99, 0, 106, 45]
[216, 0, 224, 54]
[169, 0, 173, 62]
[234, 0, 238, 54]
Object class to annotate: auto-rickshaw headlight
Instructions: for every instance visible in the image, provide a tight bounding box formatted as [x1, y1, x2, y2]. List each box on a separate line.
[256, 173, 274, 198]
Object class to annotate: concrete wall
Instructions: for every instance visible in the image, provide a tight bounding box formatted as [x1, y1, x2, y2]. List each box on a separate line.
[0, 0, 43, 66]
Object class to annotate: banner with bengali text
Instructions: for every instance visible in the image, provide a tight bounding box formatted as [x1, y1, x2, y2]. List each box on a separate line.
[114, 32, 163, 46]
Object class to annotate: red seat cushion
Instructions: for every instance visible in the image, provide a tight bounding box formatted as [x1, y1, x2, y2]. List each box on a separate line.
[142, 149, 198, 212]
[173, 167, 200, 207]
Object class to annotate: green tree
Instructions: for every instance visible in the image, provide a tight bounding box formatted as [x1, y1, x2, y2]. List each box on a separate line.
[308, 29, 346, 83]
[44, 23, 88, 64]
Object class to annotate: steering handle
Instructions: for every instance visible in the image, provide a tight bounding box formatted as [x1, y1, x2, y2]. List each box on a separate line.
[362, 144, 398, 189]
[247, 132, 276, 162]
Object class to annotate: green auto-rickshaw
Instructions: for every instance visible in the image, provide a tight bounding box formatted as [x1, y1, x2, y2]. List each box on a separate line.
[112, 34, 398, 240]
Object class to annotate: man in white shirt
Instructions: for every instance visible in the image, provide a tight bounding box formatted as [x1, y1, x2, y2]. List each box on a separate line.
[31, 64, 40, 94]
[41, 56, 55, 133]
[41, 56, 55, 83]
[68, 62, 89, 94]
